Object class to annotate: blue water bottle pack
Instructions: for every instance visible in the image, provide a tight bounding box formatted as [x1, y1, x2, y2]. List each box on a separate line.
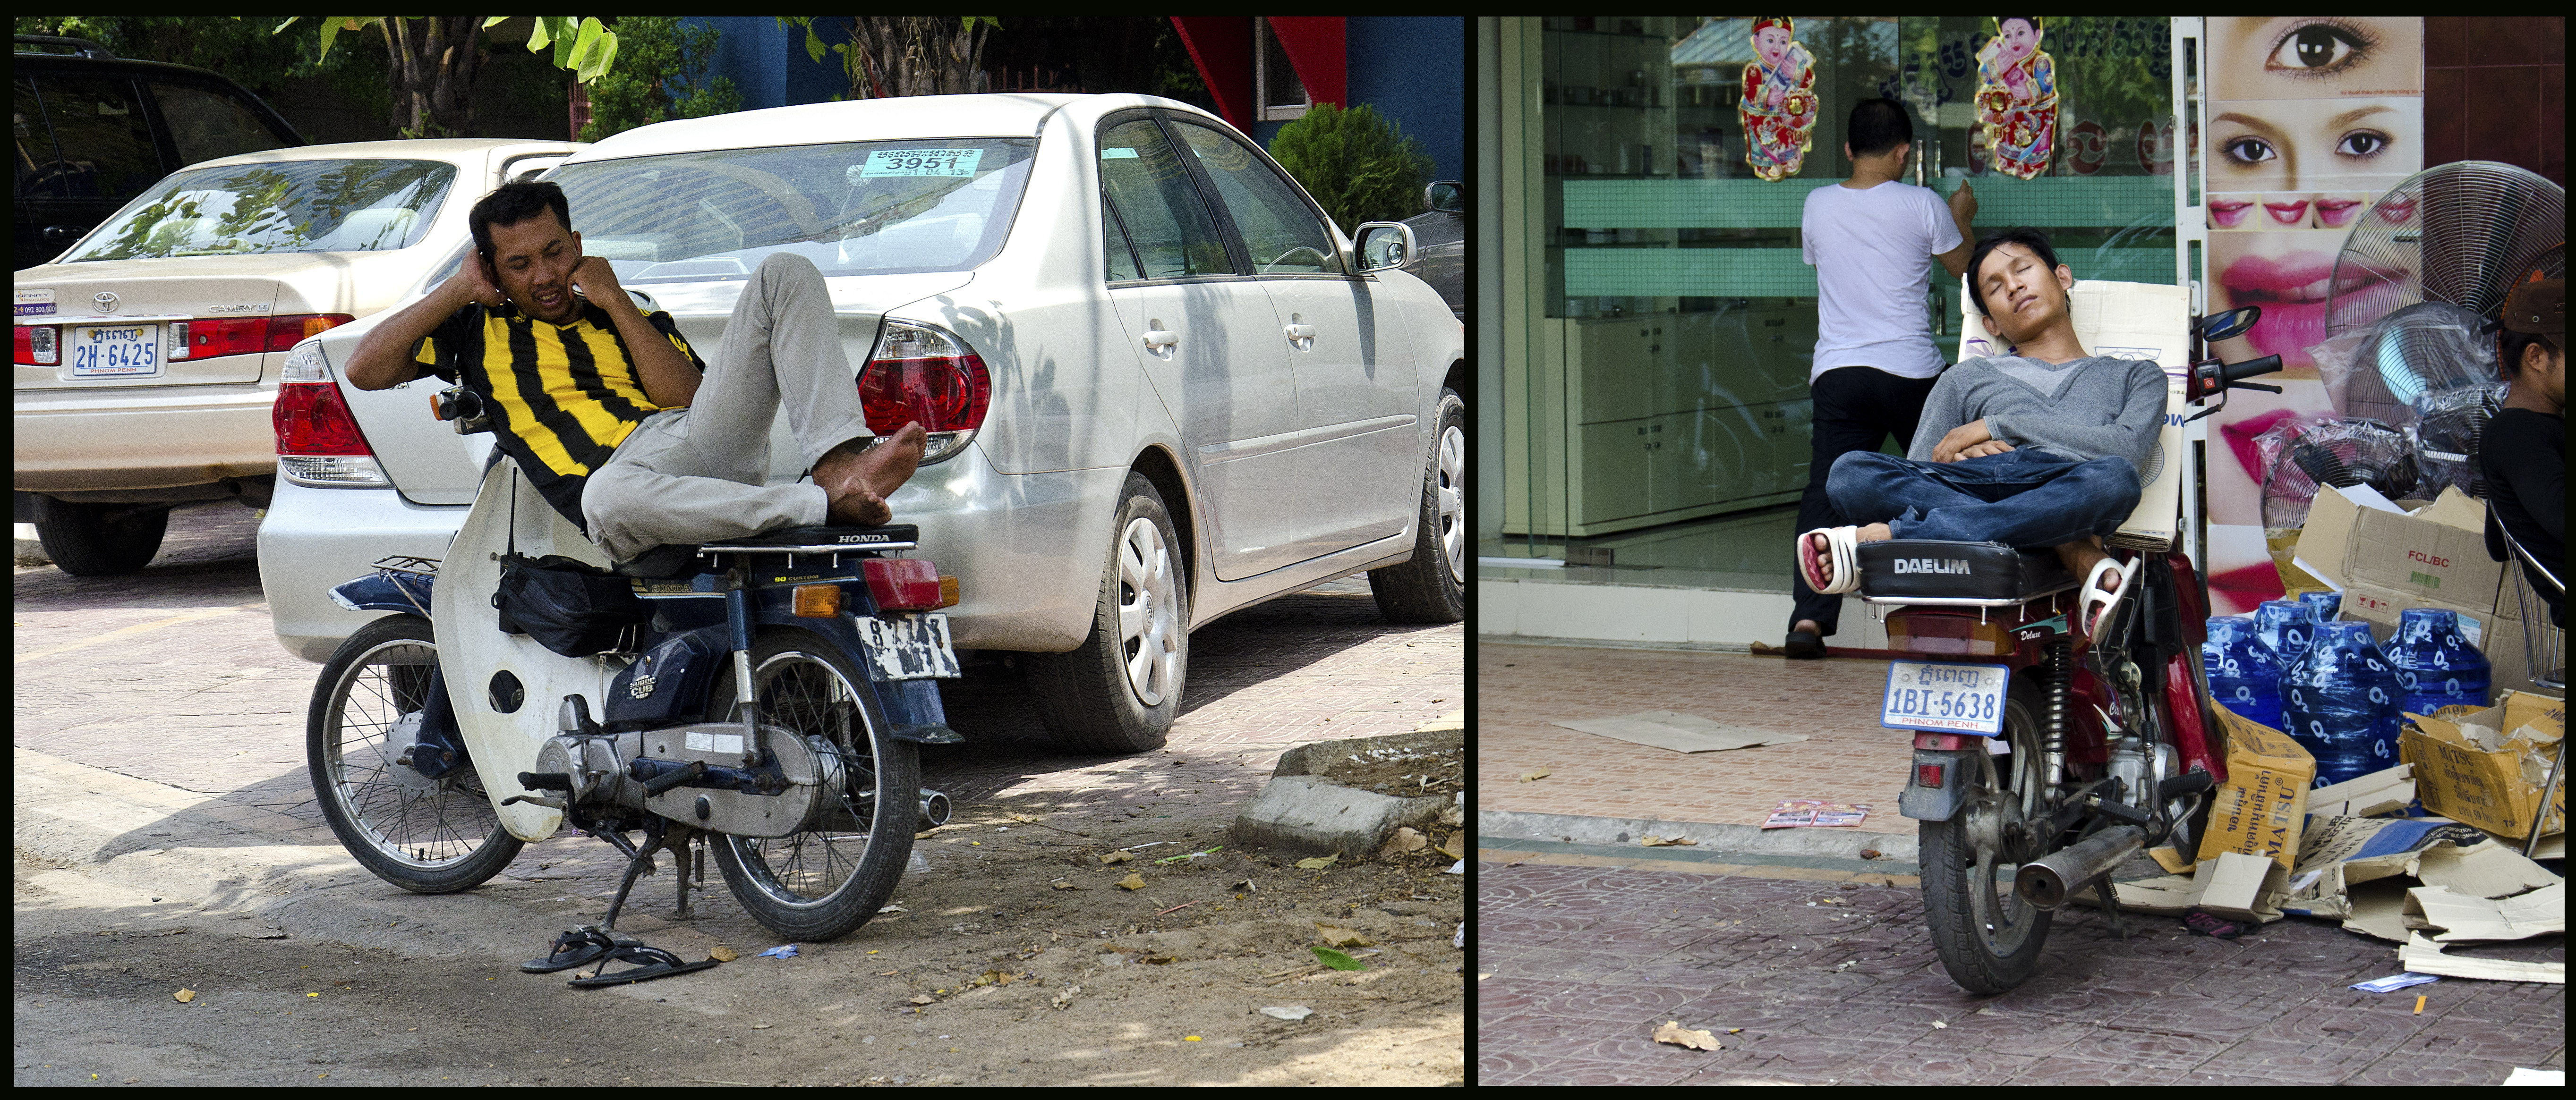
[2280, 621, 2404, 788]
[2202, 615, 2286, 731]
[2385, 607, 2491, 718]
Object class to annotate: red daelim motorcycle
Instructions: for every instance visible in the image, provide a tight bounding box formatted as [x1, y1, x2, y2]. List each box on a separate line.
[1869, 307, 2284, 993]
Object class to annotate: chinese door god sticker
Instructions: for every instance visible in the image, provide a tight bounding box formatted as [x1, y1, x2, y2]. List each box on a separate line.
[1975, 16, 2058, 179]
[1739, 17, 1818, 181]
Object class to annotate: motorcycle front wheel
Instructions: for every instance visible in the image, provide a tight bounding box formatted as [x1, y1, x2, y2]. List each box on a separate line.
[707, 627, 919, 942]
[1919, 685, 2053, 994]
[307, 615, 523, 893]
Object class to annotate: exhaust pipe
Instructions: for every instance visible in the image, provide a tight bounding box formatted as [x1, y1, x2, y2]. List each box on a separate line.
[2013, 824, 2147, 910]
[917, 788, 951, 830]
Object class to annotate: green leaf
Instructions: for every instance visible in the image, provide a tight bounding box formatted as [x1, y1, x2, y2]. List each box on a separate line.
[804, 29, 827, 64]
[1309, 946, 1365, 972]
[570, 19, 616, 84]
[317, 17, 343, 60]
[529, 16, 557, 52]
[552, 17, 579, 68]
[482, 16, 510, 29]
[273, 17, 302, 34]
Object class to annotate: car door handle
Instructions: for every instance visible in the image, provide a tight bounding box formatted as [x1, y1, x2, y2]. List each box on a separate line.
[1283, 323, 1316, 351]
[43, 225, 85, 244]
[1142, 329, 1179, 350]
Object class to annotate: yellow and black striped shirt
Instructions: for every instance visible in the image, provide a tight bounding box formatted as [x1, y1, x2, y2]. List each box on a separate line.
[416, 297, 704, 532]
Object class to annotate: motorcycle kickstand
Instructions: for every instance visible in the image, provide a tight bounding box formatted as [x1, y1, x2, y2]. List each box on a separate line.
[2091, 872, 2133, 941]
[597, 818, 669, 933]
[671, 826, 704, 921]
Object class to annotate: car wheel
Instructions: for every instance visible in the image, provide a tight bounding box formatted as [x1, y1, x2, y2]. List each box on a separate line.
[1026, 472, 1186, 753]
[35, 501, 171, 576]
[1367, 387, 1466, 623]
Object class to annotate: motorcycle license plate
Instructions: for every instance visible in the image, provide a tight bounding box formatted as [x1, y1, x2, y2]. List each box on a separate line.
[1880, 660, 2010, 736]
[856, 612, 960, 680]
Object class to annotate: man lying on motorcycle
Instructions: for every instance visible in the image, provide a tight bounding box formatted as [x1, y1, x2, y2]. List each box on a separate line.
[1796, 226, 2163, 640]
[345, 180, 926, 564]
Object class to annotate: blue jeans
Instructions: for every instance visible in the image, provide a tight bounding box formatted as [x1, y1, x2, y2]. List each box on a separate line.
[1825, 448, 2142, 549]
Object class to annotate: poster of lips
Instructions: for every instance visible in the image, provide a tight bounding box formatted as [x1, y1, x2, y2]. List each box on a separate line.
[2199, 17, 2424, 614]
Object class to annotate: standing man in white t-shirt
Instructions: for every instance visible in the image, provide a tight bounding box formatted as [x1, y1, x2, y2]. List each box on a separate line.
[1783, 97, 1977, 658]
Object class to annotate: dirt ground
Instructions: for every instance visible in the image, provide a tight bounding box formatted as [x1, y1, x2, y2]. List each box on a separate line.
[15, 784, 1465, 1087]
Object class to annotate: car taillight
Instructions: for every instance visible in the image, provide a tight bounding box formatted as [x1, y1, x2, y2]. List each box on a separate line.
[16, 324, 59, 366]
[273, 342, 387, 486]
[859, 320, 990, 463]
[169, 313, 353, 360]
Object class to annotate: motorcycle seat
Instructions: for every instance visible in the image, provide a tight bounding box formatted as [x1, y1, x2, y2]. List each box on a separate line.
[610, 525, 921, 578]
[1857, 539, 2078, 605]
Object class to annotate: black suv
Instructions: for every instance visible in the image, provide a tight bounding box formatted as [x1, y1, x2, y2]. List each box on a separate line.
[14, 35, 305, 270]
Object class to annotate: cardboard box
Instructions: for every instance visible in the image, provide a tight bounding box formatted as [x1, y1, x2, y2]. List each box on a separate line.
[2280, 813, 2494, 921]
[2195, 850, 2290, 922]
[2294, 485, 2508, 608]
[2399, 691, 2567, 841]
[2306, 763, 2415, 819]
[2197, 706, 2318, 872]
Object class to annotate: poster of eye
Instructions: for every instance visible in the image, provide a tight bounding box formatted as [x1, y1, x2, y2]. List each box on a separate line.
[2198, 17, 2425, 615]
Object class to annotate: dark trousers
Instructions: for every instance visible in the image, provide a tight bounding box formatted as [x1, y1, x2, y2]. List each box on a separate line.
[1789, 366, 1942, 637]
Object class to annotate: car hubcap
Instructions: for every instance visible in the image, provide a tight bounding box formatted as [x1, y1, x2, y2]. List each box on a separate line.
[1437, 423, 1465, 585]
[1117, 516, 1179, 707]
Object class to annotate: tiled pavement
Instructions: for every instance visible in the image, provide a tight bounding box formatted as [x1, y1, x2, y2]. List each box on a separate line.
[1480, 641, 1913, 836]
[14, 504, 1461, 934]
[1477, 862, 2567, 1086]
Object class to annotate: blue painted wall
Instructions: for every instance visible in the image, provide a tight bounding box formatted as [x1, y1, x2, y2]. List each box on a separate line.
[683, 16, 1464, 186]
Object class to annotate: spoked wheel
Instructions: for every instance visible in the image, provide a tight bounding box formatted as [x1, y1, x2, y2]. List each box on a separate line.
[307, 615, 522, 893]
[707, 628, 918, 941]
[1919, 685, 2054, 994]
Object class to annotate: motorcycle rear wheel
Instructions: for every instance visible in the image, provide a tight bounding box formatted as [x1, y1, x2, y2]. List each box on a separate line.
[307, 615, 523, 894]
[1919, 685, 2053, 994]
[707, 628, 919, 941]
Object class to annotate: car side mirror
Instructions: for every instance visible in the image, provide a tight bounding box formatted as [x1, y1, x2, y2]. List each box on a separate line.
[2197, 306, 2261, 344]
[1353, 222, 1416, 273]
[1424, 180, 1464, 214]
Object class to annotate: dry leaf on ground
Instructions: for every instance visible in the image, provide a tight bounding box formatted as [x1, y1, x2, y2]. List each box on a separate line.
[1652, 1020, 1723, 1051]
[1051, 881, 1080, 890]
[1098, 850, 1134, 865]
[1313, 923, 1375, 948]
[173, 989, 195, 1003]
[1519, 769, 1551, 782]
[1294, 855, 1338, 870]
[709, 945, 740, 962]
[1380, 827, 1427, 855]
[909, 994, 935, 1005]
[1116, 873, 1146, 890]
[1641, 835, 1697, 847]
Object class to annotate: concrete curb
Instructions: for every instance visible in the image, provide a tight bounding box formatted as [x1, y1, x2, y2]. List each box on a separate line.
[11, 747, 674, 964]
[1478, 807, 1920, 864]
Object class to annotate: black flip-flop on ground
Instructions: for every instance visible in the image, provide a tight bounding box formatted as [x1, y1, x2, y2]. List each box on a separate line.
[2182, 909, 2245, 940]
[566, 944, 722, 988]
[1783, 628, 1826, 659]
[520, 927, 645, 974]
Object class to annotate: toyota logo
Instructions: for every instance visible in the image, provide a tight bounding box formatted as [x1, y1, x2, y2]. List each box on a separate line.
[92, 291, 119, 313]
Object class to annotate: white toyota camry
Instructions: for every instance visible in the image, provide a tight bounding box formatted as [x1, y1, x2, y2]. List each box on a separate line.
[14, 138, 580, 574]
[259, 93, 1466, 753]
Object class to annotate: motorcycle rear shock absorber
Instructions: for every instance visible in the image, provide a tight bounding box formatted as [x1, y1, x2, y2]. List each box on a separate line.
[2042, 636, 2073, 791]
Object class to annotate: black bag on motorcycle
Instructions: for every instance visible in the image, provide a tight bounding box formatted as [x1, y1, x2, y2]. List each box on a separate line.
[491, 553, 648, 657]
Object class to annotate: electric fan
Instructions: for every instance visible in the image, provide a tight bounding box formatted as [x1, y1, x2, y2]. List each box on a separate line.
[2409, 381, 2508, 500]
[2322, 161, 2566, 425]
[2257, 418, 2419, 531]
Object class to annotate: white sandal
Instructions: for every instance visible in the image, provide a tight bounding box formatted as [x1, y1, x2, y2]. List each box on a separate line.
[2079, 556, 2136, 639]
[1797, 526, 1862, 595]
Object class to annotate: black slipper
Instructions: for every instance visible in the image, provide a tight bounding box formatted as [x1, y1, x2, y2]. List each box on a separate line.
[521, 927, 644, 973]
[566, 944, 723, 988]
[1783, 628, 1826, 659]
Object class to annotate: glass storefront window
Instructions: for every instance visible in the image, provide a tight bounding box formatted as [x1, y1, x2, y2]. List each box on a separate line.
[1485, 16, 2178, 608]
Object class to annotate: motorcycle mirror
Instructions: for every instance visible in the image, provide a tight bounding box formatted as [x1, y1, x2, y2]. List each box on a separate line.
[2197, 307, 2261, 345]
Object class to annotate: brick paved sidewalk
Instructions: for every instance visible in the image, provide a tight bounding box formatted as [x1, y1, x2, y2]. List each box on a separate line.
[1477, 860, 2567, 1085]
[1480, 641, 1913, 838]
[14, 504, 1462, 931]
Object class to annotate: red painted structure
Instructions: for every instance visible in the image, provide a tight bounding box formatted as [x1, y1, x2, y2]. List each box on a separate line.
[1170, 16, 1346, 131]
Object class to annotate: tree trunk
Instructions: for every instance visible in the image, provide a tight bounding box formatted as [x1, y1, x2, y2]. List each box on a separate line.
[381, 17, 486, 137]
[846, 17, 990, 99]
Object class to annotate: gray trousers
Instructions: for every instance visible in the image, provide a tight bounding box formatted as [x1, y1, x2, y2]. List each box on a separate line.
[582, 252, 873, 562]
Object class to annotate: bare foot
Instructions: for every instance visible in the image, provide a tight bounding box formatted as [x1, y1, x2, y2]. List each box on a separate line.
[849, 422, 926, 497]
[2055, 536, 2112, 588]
[827, 484, 891, 526]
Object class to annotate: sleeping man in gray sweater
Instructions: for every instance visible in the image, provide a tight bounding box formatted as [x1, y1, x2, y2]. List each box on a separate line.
[1796, 227, 2165, 641]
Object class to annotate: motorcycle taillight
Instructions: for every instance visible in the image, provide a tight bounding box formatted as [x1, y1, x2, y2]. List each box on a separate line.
[862, 557, 942, 611]
[859, 320, 990, 464]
